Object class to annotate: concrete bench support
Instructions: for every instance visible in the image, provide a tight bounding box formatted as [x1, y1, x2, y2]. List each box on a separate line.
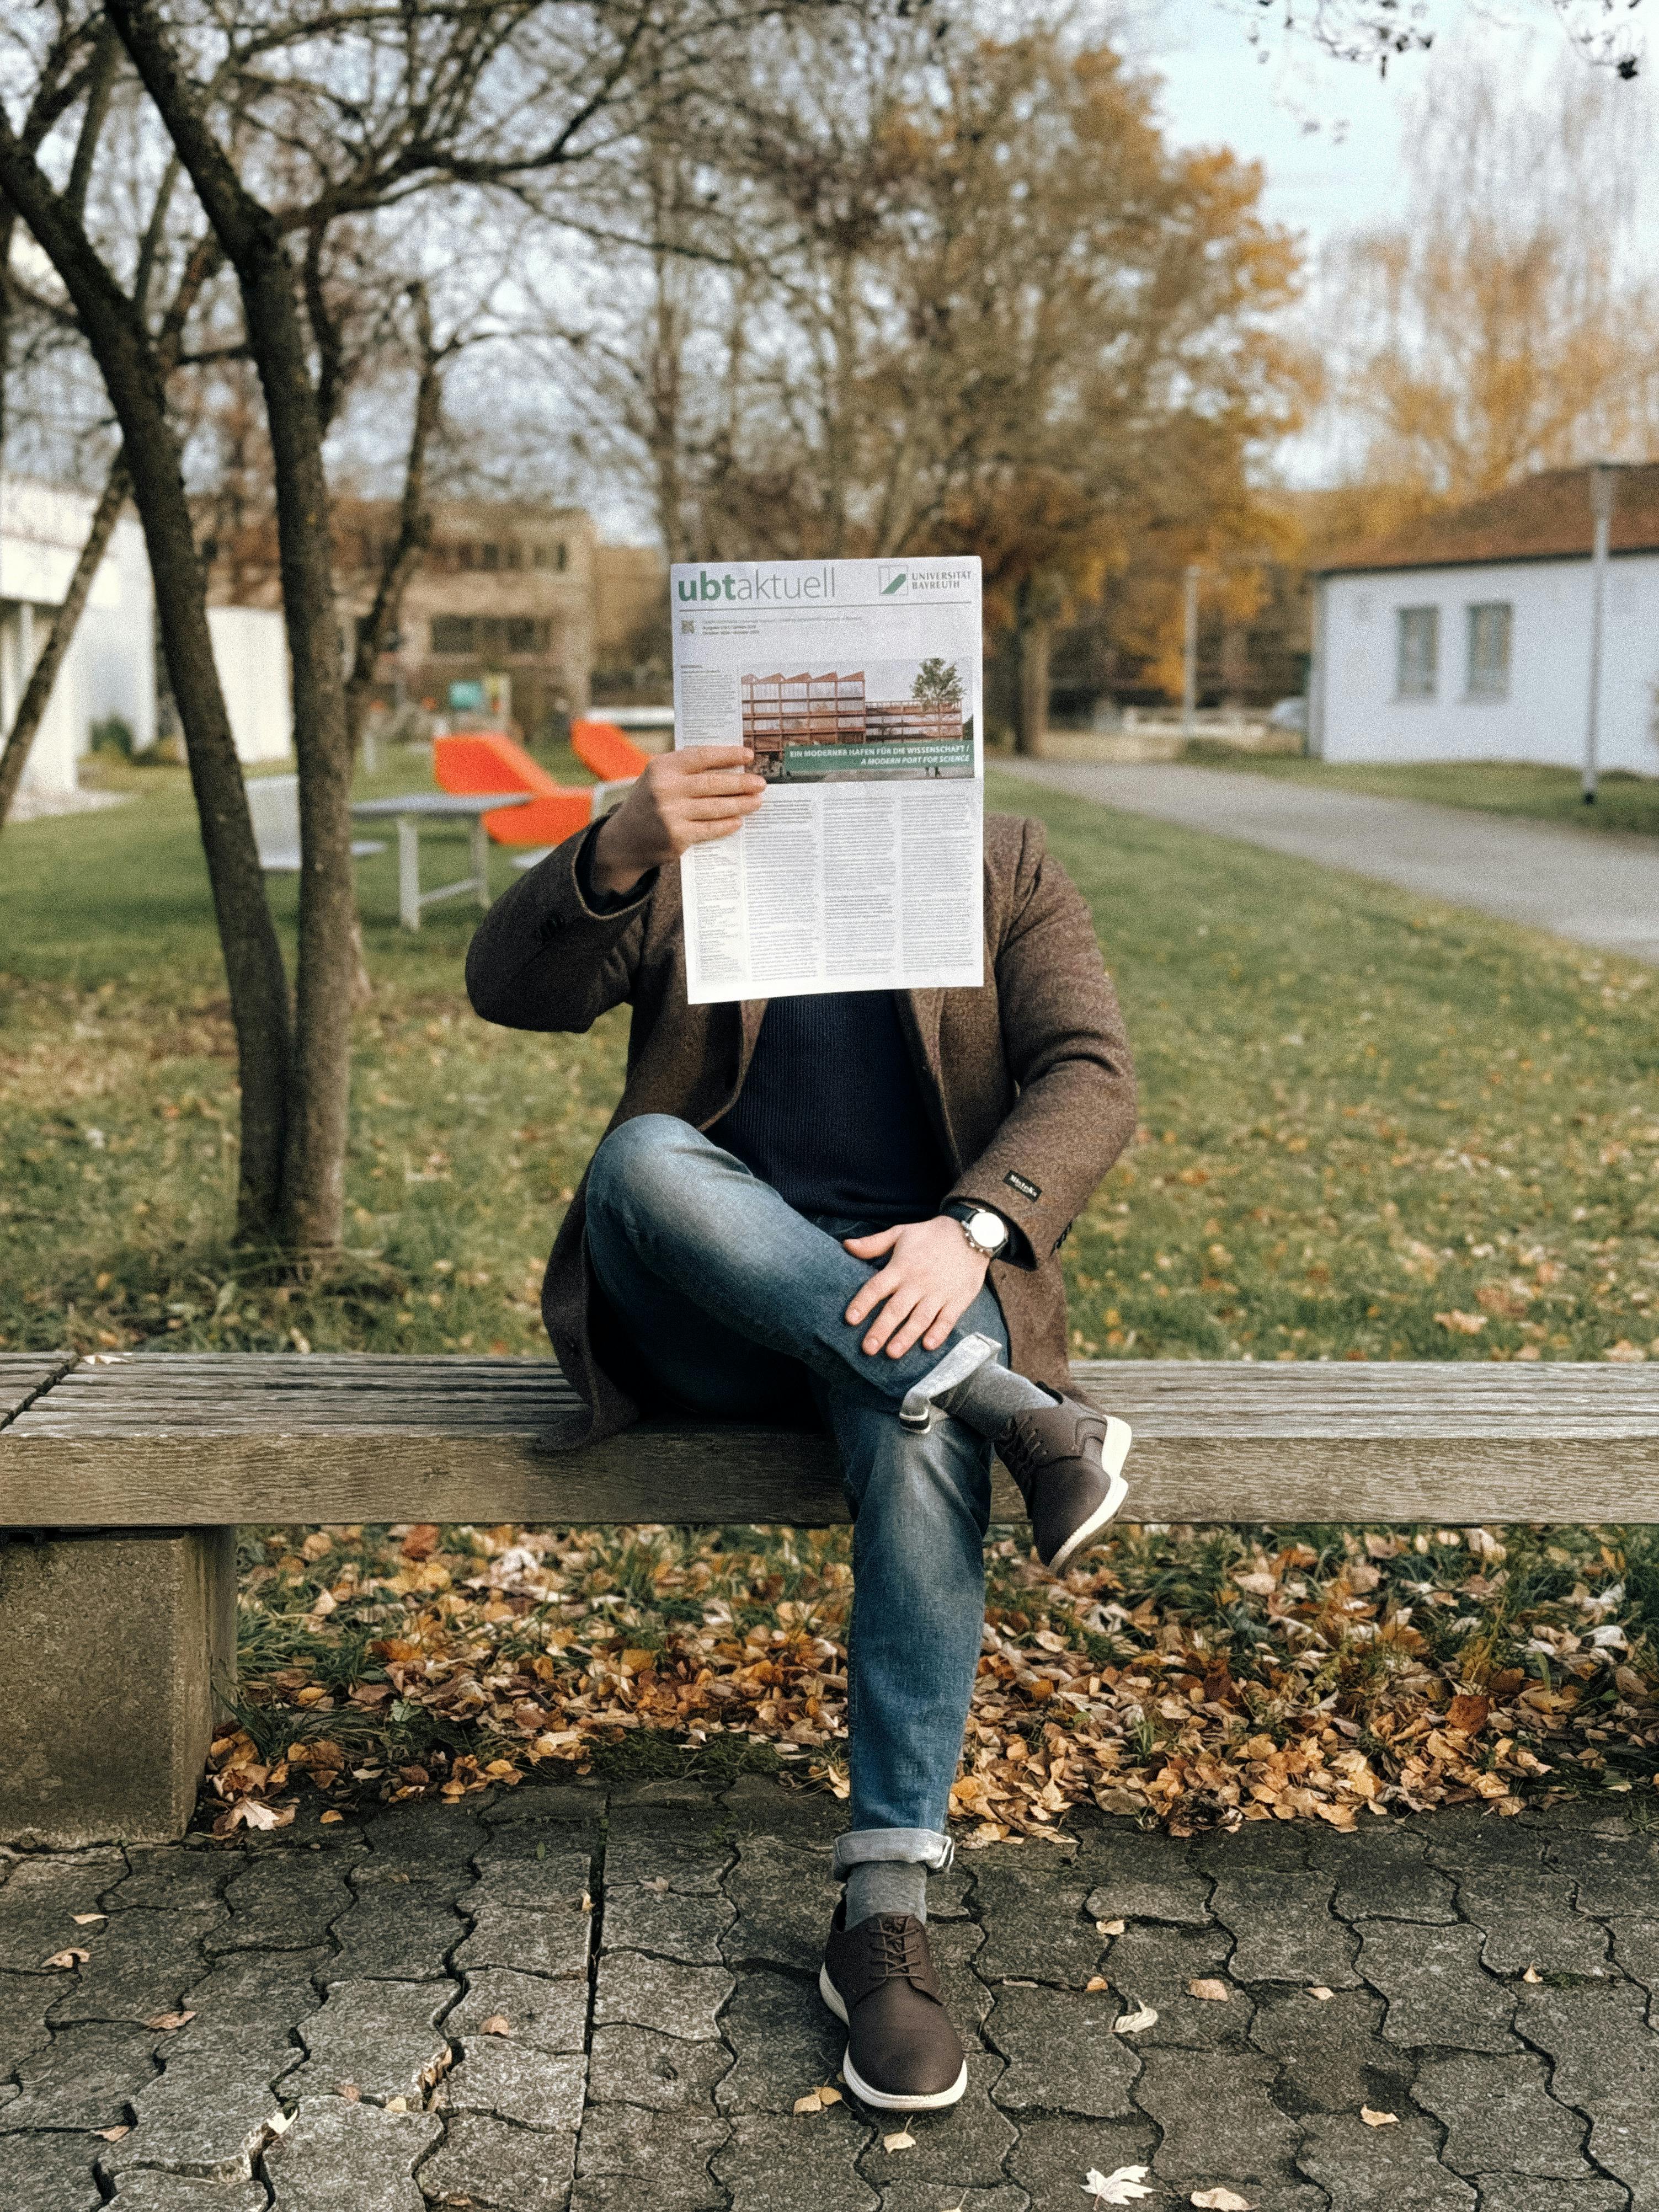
[0, 1527, 236, 1848]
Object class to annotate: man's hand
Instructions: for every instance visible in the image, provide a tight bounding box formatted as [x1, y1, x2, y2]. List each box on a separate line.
[589, 745, 766, 899]
[843, 1217, 990, 1359]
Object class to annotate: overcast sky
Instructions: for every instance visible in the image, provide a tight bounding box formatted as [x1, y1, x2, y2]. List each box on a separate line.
[1141, 0, 1655, 250]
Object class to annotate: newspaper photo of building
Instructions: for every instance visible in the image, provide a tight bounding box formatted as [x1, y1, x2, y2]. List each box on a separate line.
[740, 659, 972, 781]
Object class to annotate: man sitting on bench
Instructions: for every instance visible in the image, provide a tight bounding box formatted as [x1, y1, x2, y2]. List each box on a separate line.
[466, 744, 1137, 2114]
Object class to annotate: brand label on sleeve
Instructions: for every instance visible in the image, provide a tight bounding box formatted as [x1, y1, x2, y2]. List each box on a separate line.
[1004, 1171, 1042, 1204]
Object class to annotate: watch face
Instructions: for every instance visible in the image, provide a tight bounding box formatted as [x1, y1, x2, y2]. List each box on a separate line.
[968, 1209, 1006, 1249]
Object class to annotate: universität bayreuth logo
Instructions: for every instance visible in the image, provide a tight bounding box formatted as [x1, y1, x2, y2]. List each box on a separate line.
[878, 564, 909, 596]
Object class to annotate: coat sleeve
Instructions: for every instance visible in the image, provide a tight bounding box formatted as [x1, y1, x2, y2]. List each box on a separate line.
[465, 822, 655, 1034]
[947, 816, 1137, 1264]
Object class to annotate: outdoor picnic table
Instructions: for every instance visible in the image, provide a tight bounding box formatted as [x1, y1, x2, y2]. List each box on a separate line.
[350, 789, 532, 931]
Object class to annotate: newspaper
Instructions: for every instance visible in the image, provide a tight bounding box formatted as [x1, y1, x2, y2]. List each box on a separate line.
[670, 555, 984, 1005]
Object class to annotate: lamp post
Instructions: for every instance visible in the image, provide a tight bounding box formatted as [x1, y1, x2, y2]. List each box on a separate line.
[1182, 563, 1201, 737]
[1583, 462, 1619, 805]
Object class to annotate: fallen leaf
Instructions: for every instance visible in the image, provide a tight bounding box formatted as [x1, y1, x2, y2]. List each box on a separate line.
[793, 2091, 825, 2115]
[1191, 2192, 1253, 2210]
[95, 2126, 130, 2142]
[1435, 1310, 1487, 1336]
[1307, 1986, 1334, 2002]
[71, 1913, 106, 1926]
[1114, 2002, 1158, 2034]
[883, 2130, 916, 2152]
[268, 2111, 294, 2135]
[386, 2096, 408, 2113]
[42, 1949, 90, 1970]
[1447, 1694, 1491, 1736]
[817, 2085, 842, 2104]
[144, 2011, 196, 2033]
[1521, 1965, 1542, 1985]
[1187, 1979, 1231, 2002]
[1096, 1918, 1126, 1937]
[338, 2082, 361, 2103]
[319, 1809, 345, 1825]
[1361, 2107, 1399, 2128]
[1086, 2166, 1154, 2205]
[580, 1892, 594, 1912]
[1085, 1975, 1111, 1994]
[480, 2013, 513, 2036]
[400, 1524, 441, 1560]
[642, 1877, 672, 1895]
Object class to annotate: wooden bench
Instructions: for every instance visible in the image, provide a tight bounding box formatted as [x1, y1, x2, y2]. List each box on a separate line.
[3, 1350, 1656, 1848]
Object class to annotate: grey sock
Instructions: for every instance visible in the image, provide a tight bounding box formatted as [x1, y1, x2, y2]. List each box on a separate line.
[938, 1358, 1054, 1440]
[845, 1860, 927, 1928]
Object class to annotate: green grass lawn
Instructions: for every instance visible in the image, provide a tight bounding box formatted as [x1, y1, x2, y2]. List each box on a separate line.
[8, 757, 1658, 1834]
[3, 756, 1657, 1365]
[1181, 751, 1659, 841]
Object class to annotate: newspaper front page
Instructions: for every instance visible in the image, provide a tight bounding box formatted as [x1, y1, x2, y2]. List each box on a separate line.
[670, 555, 984, 1005]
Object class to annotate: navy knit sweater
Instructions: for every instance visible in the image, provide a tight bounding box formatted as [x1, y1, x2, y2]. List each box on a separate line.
[710, 991, 949, 1223]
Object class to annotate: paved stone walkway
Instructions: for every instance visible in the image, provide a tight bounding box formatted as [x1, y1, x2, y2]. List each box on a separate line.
[4, 1780, 1658, 2211]
[995, 762, 1659, 966]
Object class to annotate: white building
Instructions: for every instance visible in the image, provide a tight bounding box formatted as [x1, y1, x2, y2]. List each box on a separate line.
[0, 474, 156, 794]
[1310, 463, 1659, 775]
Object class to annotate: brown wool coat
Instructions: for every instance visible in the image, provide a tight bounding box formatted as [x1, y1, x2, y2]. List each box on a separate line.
[464, 811, 1137, 1446]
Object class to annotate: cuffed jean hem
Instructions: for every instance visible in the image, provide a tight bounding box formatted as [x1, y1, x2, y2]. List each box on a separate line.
[831, 1827, 956, 1878]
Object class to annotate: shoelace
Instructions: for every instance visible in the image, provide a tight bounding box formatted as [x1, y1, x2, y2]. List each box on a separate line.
[868, 1916, 924, 1985]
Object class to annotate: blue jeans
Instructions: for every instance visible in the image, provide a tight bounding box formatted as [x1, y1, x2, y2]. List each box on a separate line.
[584, 1114, 1006, 1876]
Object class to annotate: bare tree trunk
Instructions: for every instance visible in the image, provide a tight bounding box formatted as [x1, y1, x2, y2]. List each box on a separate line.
[1013, 579, 1050, 757]
[0, 120, 292, 1241]
[343, 290, 443, 754]
[106, 0, 360, 1258]
[0, 456, 128, 831]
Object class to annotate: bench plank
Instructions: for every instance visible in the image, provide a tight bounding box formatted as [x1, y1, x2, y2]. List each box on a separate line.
[0, 1351, 80, 1431]
[3, 1353, 1657, 1527]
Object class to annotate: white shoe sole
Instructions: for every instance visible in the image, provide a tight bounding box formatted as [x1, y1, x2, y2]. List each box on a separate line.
[818, 1962, 969, 2111]
[1043, 1415, 1133, 1576]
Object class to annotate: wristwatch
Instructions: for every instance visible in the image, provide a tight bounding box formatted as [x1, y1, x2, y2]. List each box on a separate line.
[943, 1200, 1010, 1259]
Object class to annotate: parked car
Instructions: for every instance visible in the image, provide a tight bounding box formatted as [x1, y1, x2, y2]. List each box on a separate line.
[1268, 696, 1308, 734]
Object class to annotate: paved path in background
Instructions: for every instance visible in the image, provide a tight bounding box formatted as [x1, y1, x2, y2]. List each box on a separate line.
[3, 1777, 1656, 2211]
[997, 761, 1659, 966]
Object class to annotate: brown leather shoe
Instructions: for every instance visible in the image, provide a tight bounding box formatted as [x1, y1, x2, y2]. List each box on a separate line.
[998, 1398, 1132, 1573]
[819, 1906, 968, 2111]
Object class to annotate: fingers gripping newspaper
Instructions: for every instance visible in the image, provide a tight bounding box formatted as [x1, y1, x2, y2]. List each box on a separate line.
[671, 556, 984, 1005]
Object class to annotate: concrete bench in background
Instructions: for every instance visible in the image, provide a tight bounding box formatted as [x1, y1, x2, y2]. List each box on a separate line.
[2, 1351, 1656, 1848]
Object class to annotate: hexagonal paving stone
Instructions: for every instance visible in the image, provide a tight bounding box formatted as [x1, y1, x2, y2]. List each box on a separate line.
[329, 1883, 468, 1981]
[47, 1911, 220, 2028]
[851, 2055, 1016, 2192]
[0, 2022, 159, 2131]
[716, 1968, 845, 2115]
[571, 2100, 728, 2211]
[1135, 2046, 1318, 2208]
[1247, 1986, 1412, 2116]
[1468, 2179, 1629, 2212]
[719, 1835, 841, 1973]
[1005, 2113, 1157, 2210]
[1513, 1978, 1659, 2203]
[1297, 2111, 1476, 2212]
[454, 1903, 593, 1983]
[445, 1968, 586, 2054]
[1354, 1920, 1519, 2053]
[0, 2130, 104, 2212]
[1547, 1822, 1659, 1918]
[968, 1850, 1100, 1988]
[99, 2022, 297, 2184]
[420, 2109, 578, 2212]
[462, 1848, 595, 1914]
[600, 1884, 735, 1964]
[0, 1850, 126, 1970]
[210, 1853, 360, 1953]
[109, 2173, 270, 2210]
[877, 2190, 1029, 2212]
[1209, 1872, 1361, 1989]
[714, 2106, 878, 2212]
[592, 1951, 733, 2042]
[1413, 2051, 1593, 2179]
[105, 1849, 232, 1918]
[263, 2093, 441, 2212]
[351, 1799, 491, 1889]
[284, 1979, 455, 2103]
[591, 2023, 735, 2111]
[985, 1980, 1140, 2117]
[442, 2040, 585, 2130]
[1309, 1820, 1459, 1926]
[178, 1945, 330, 2027]
[1608, 1918, 1659, 2021]
[0, 1966, 55, 2074]
[1093, 1922, 1252, 2048]
[604, 1803, 735, 1895]
[1079, 1827, 1212, 1927]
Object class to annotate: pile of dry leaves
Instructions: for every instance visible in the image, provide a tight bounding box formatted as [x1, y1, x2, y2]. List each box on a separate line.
[217, 1516, 1659, 1840]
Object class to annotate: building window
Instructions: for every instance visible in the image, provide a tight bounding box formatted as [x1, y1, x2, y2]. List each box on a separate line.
[430, 614, 551, 658]
[1396, 606, 1438, 699]
[1465, 602, 1511, 698]
[555, 541, 567, 572]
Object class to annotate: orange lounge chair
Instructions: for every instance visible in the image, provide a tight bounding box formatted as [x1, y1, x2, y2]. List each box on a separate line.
[432, 731, 591, 848]
[570, 719, 653, 784]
